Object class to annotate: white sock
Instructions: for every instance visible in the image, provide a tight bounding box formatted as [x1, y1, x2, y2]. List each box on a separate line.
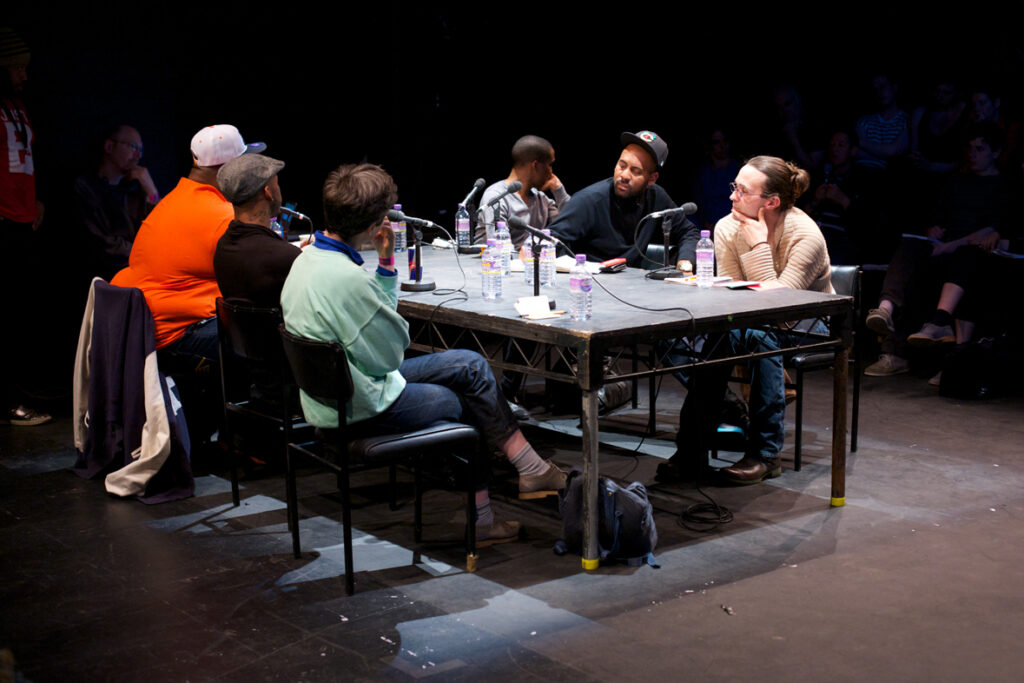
[508, 443, 548, 477]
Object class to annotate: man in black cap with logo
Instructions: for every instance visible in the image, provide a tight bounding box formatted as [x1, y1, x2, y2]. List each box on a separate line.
[214, 154, 300, 307]
[548, 131, 698, 268]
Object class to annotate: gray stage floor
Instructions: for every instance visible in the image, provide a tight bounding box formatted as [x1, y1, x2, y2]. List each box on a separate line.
[2, 371, 1023, 682]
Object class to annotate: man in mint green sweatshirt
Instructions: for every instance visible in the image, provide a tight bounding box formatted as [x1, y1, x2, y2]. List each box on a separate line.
[282, 163, 565, 546]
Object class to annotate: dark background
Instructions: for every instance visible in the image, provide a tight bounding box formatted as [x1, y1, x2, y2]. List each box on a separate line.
[6, 5, 1023, 389]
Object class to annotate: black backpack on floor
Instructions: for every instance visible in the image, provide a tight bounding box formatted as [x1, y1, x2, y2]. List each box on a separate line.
[554, 468, 659, 567]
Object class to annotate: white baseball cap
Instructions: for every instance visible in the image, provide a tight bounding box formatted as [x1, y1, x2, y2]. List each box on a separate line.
[190, 124, 266, 167]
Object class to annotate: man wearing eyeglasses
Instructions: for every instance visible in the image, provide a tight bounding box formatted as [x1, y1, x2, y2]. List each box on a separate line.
[548, 131, 698, 268]
[75, 124, 160, 280]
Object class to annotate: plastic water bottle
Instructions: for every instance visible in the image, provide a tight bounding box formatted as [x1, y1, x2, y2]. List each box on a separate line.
[539, 229, 556, 287]
[270, 217, 284, 239]
[455, 203, 471, 248]
[495, 221, 512, 276]
[481, 238, 502, 300]
[569, 254, 593, 321]
[696, 229, 714, 289]
[524, 235, 536, 286]
[393, 204, 407, 253]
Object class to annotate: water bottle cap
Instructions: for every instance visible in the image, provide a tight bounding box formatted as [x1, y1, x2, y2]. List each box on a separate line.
[700, 230, 710, 238]
[394, 204, 402, 210]
[486, 238, 497, 247]
[576, 254, 586, 263]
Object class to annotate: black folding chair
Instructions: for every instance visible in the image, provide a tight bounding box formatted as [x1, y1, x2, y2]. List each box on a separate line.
[279, 325, 481, 595]
[216, 298, 309, 507]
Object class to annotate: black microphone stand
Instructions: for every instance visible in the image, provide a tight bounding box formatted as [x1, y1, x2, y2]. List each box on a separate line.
[401, 229, 436, 292]
[646, 215, 677, 280]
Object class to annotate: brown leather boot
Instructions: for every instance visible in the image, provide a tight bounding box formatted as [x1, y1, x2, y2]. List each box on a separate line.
[721, 455, 782, 485]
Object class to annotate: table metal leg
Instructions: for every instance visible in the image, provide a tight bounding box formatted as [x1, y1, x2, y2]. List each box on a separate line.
[581, 387, 600, 570]
[830, 347, 848, 507]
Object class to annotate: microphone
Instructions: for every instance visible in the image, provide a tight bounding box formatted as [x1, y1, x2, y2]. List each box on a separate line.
[483, 180, 522, 209]
[461, 177, 486, 206]
[648, 202, 698, 220]
[387, 208, 439, 230]
[279, 206, 312, 223]
[507, 216, 572, 253]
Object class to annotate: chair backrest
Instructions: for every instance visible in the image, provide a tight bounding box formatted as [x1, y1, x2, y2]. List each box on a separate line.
[278, 325, 355, 409]
[216, 298, 285, 365]
[830, 265, 861, 315]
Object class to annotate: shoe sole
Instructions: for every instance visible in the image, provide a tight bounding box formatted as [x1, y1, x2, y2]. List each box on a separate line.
[907, 333, 955, 347]
[475, 529, 522, 547]
[518, 489, 559, 500]
[864, 364, 909, 377]
[0, 417, 53, 426]
[865, 315, 894, 336]
[721, 465, 782, 486]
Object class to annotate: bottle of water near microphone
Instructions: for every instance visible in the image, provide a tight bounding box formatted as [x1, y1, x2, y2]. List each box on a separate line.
[455, 203, 471, 248]
[695, 229, 714, 289]
[481, 238, 502, 300]
[495, 221, 512, 276]
[392, 204, 407, 253]
[539, 229, 556, 287]
[569, 254, 592, 321]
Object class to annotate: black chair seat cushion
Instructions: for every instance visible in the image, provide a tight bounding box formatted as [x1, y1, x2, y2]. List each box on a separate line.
[316, 422, 480, 466]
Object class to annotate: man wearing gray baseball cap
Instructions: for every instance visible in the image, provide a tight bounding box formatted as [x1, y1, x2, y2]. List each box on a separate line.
[214, 154, 300, 307]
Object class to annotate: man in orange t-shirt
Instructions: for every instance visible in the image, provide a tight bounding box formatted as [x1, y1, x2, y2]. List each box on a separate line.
[112, 124, 265, 366]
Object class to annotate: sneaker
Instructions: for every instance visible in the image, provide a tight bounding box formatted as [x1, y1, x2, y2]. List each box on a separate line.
[0, 405, 52, 427]
[864, 354, 909, 377]
[928, 371, 942, 387]
[518, 461, 566, 500]
[908, 322, 955, 347]
[475, 519, 522, 547]
[865, 307, 895, 336]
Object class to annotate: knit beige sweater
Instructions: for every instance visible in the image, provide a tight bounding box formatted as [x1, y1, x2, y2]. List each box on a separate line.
[714, 207, 832, 293]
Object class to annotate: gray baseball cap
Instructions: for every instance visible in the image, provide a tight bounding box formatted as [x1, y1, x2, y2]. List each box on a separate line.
[217, 154, 284, 204]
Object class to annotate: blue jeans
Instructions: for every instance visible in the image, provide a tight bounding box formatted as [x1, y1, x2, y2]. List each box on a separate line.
[675, 322, 826, 463]
[357, 349, 518, 452]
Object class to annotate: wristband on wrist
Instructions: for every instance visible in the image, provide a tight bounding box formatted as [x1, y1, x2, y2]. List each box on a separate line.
[751, 241, 769, 250]
[378, 255, 394, 266]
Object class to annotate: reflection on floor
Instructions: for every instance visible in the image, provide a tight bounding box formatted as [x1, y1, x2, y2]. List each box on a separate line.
[3, 371, 1024, 681]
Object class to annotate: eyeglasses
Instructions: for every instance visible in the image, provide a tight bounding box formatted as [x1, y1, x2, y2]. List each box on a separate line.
[112, 139, 143, 156]
[729, 182, 774, 199]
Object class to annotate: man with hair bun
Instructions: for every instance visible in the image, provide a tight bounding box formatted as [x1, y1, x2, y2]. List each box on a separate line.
[664, 156, 831, 485]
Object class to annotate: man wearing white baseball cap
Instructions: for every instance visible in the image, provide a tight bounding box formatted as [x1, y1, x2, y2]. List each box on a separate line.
[111, 124, 264, 446]
[113, 124, 265, 361]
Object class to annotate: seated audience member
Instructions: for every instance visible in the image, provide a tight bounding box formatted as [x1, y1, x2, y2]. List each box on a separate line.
[548, 131, 699, 269]
[75, 124, 159, 281]
[865, 123, 1009, 376]
[691, 127, 741, 233]
[805, 129, 877, 264]
[854, 73, 909, 172]
[213, 154, 299, 306]
[112, 124, 265, 368]
[765, 85, 819, 171]
[968, 85, 1020, 175]
[477, 135, 569, 248]
[662, 156, 831, 485]
[908, 77, 967, 175]
[281, 163, 566, 545]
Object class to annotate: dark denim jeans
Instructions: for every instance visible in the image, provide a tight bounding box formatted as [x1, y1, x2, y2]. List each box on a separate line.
[357, 349, 518, 452]
[674, 321, 828, 464]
